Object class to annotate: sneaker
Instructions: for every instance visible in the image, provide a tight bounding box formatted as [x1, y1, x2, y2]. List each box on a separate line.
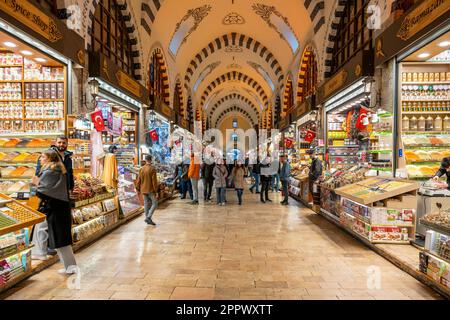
[66, 265, 78, 274]
[260, 199, 266, 203]
[146, 219, 156, 226]
[58, 268, 67, 274]
[221, 203, 225, 206]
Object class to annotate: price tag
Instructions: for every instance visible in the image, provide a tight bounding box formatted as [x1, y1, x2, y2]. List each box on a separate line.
[17, 192, 27, 200]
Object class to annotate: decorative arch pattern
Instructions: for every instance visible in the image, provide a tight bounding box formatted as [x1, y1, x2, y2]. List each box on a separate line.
[86, 0, 142, 79]
[173, 81, 184, 124]
[304, 0, 325, 34]
[282, 78, 293, 119]
[274, 95, 281, 126]
[149, 48, 170, 105]
[214, 106, 256, 128]
[184, 33, 284, 89]
[201, 72, 268, 107]
[297, 45, 318, 103]
[209, 93, 260, 118]
[141, 0, 166, 37]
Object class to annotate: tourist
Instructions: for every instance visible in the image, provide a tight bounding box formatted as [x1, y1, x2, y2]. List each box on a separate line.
[260, 156, 272, 203]
[35, 150, 77, 274]
[188, 153, 201, 205]
[231, 162, 245, 205]
[135, 155, 159, 226]
[201, 159, 215, 202]
[180, 163, 193, 200]
[213, 158, 228, 206]
[280, 155, 291, 205]
[249, 157, 261, 194]
[271, 160, 281, 192]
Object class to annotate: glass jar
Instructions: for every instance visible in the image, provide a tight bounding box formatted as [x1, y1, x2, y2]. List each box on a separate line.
[402, 116, 410, 131]
[434, 115, 443, 131]
[418, 116, 426, 131]
[410, 116, 418, 131]
[425, 116, 434, 131]
[444, 116, 450, 131]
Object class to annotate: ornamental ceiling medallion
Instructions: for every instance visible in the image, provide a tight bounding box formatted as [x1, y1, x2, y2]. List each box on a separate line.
[252, 3, 299, 52]
[225, 45, 243, 53]
[223, 12, 245, 25]
[169, 4, 212, 55]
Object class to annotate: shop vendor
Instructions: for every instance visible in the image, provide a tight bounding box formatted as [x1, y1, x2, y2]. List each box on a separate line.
[433, 157, 450, 190]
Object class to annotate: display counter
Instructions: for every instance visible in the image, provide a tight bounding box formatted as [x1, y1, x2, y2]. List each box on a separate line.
[0, 193, 45, 291]
[334, 177, 419, 244]
[419, 208, 450, 293]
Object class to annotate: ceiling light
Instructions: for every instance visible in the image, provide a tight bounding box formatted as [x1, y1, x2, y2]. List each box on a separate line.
[418, 53, 430, 58]
[35, 57, 47, 62]
[438, 41, 450, 47]
[20, 50, 32, 55]
[3, 41, 16, 47]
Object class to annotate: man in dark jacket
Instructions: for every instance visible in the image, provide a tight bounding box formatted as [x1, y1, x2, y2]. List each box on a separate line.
[307, 149, 322, 198]
[201, 160, 215, 201]
[280, 155, 291, 205]
[249, 158, 261, 193]
[35, 136, 74, 192]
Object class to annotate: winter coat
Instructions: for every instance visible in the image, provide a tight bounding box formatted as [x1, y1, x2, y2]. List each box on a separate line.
[36, 148, 74, 191]
[231, 167, 245, 190]
[201, 163, 215, 181]
[213, 165, 228, 188]
[36, 166, 72, 249]
[280, 161, 291, 182]
[188, 159, 201, 180]
[309, 158, 323, 181]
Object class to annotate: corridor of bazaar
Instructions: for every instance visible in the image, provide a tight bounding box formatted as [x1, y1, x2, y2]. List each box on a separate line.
[0, 0, 448, 301]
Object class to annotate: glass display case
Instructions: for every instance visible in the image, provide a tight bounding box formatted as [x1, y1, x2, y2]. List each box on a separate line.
[118, 166, 142, 217]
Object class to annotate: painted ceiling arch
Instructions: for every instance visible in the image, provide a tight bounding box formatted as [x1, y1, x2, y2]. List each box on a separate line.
[214, 106, 256, 129]
[200, 71, 268, 109]
[209, 93, 260, 119]
[210, 98, 260, 128]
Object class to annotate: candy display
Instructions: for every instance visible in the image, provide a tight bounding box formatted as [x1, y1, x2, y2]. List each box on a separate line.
[71, 174, 112, 203]
[72, 211, 118, 243]
[421, 209, 450, 233]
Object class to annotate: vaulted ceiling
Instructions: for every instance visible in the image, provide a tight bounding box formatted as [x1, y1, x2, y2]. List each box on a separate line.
[146, 0, 320, 126]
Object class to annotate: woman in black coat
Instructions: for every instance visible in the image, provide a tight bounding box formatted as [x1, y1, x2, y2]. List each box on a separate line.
[36, 150, 77, 274]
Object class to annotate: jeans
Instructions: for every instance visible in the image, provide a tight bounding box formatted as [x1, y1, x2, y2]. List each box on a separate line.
[271, 174, 280, 191]
[260, 178, 270, 201]
[216, 187, 226, 204]
[181, 180, 193, 199]
[191, 178, 199, 201]
[281, 180, 289, 203]
[250, 173, 260, 192]
[236, 189, 243, 204]
[203, 179, 214, 200]
[143, 193, 158, 220]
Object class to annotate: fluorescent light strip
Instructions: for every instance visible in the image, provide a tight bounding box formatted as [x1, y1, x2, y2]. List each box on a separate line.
[0, 17, 69, 65]
[324, 80, 366, 113]
[94, 78, 142, 109]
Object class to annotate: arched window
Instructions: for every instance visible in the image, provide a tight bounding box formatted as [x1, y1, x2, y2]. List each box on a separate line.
[92, 0, 135, 76]
[149, 49, 170, 105]
[331, 0, 373, 75]
[297, 49, 317, 103]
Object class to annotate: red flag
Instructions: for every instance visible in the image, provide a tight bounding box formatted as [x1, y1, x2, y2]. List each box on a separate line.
[355, 108, 369, 130]
[91, 110, 104, 132]
[149, 129, 159, 141]
[284, 138, 294, 149]
[304, 130, 316, 143]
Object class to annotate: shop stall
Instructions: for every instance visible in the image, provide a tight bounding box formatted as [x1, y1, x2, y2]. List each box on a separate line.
[374, 1, 450, 244]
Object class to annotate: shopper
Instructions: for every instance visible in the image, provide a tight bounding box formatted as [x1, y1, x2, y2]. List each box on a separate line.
[249, 158, 261, 194]
[188, 153, 201, 205]
[213, 159, 228, 206]
[280, 155, 291, 205]
[307, 149, 323, 199]
[201, 159, 215, 201]
[260, 156, 272, 203]
[180, 163, 193, 200]
[135, 155, 159, 226]
[35, 150, 77, 274]
[433, 157, 450, 189]
[271, 161, 281, 192]
[231, 162, 245, 205]
[35, 136, 74, 192]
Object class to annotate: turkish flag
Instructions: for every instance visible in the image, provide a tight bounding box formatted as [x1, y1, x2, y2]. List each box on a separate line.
[304, 130, 316, 143]
[90, 110, 105, 132]
[285, 138, 294, 149]
[355, 108, 369, 131]
[149, 129, 159, 142]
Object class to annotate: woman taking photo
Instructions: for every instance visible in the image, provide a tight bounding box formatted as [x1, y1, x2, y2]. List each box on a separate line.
[231, 162, 245, 205]
[36, 150, 77, 274]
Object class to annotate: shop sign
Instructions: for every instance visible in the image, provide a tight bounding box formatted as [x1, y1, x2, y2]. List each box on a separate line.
[107, 112, 122, 135]
[397, 0, 450, 41]
[324, 69, 348, 99]
[0, 0, 62, 42]
[116, 70, 142, 98]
